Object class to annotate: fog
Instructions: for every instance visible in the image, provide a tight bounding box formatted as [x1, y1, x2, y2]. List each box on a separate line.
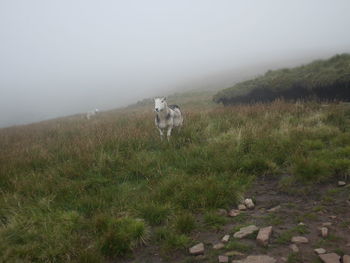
[1, 0, 350, 127]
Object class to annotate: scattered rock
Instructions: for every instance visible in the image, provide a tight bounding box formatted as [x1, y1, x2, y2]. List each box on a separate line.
[319, 253, 341, 263]
[238, 204, 247, 211]
[218, 255, 229, 263]
[234, 225, 259, 239]
[221, 234, 230, 243]
[244, 198, 255, 209]
[322, 222, 332, 226]
[343, 255, 350, 263]
[232, 255, 276, 263]
[213, 243, 225, 250]
[289, 244, 299, 253]
[228, 209, 241, 217]
[225, 251, 245, 257]
[279, 257, 287, 262]
[217, 209, 227, 216]
[321, 227, 328, 238]
[256, 226, 273, 246]
[268, 205, 281, 212]
[291, 236, 309, 244]
[314, 248, 326, 254]
[189, 243, 204, 255]
[338, 181, 346, 186]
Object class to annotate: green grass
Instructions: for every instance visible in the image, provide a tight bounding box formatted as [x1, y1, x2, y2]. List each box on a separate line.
[225, 240, 253, 253]
[0, 100, 350, 261]
[203, 211, 228, 228]
[275, 224, 310, 244]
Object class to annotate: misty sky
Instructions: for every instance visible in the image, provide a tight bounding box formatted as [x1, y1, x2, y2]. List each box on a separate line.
[1, 0, 350, 127]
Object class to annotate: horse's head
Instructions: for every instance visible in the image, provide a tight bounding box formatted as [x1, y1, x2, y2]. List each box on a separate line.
[154, 97, 167, 112]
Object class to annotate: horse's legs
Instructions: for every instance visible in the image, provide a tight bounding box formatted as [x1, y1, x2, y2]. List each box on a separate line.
[158, 128, 164, 140]
[167, 127, 172, 141]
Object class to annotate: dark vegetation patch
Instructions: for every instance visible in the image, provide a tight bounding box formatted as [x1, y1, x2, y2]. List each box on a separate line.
[213, 54, 350, 105]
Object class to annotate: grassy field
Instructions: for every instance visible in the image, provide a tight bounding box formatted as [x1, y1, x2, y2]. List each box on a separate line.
[1, 98, 350, 262]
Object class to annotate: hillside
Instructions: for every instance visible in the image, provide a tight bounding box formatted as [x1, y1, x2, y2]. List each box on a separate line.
[1, 93, 350, 262]
[213, 54, 350, 105]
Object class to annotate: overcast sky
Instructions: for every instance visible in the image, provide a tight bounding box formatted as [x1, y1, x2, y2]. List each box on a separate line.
[1, 0, 350, 127]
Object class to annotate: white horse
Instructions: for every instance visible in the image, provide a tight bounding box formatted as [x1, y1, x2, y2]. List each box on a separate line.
[154, 97, 183, 141]
[86, 109, 99, 120]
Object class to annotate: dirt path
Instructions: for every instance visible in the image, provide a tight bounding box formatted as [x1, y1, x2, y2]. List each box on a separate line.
[122, 175, 350, 263]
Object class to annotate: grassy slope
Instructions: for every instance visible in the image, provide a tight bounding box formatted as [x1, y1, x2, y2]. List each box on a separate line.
[1, 90, 350, 262]
[213, 54, 350, 104]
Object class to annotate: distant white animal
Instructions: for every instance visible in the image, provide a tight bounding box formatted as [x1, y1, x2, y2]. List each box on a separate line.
[86, 109, 99, 120]
[154, 97, 183, 141]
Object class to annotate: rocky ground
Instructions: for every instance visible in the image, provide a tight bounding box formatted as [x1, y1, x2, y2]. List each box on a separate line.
[123, 175, 350, 263]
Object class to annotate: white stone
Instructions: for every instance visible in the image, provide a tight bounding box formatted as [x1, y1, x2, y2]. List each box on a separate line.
[256, 226, 272, 246]
[289, 244, 299, 253]
[343, 255, 350, 263]
[338, 181, 346, 186]
[268, 205, 281, 212]
[238, 204, 247, 211]
[234, 225, 259, 239]
[319, 253, 341, 263]
[314, 248, 326, 254]
[213, 243, 225, 250]
[321, 227, 328, 238]
[232, 255, 276, 263]
[228, 209, 240, 217]
[244, 198, 255, 209]
[221, 234, 230, 243]
[291, 236, 308, 244]
[189, 243, 204, 255]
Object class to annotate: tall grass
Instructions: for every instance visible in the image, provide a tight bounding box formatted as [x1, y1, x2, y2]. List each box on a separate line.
[0, 101, 349, 261]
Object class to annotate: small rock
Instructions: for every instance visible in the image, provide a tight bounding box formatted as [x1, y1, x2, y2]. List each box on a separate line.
[346, 243, 350, 247]
[319, 253, 341, 263]
[279, 257, 287, 262]
[232, 255, 276, 263]
[314, 248, 326, 254]
[221, 234, 230, 243]
[329, 215, 337, 219]
[291, 236, 309, 244]
[338, 181, 346, 186]
[225, 251, 244, 257]
[289, 244, 299, 253]
[189, 243, 204, 255]
[322, 222, 332, 226]
[218, 255, 229, 263]
[268, 205, 281, 212]
[217, 209, 227, 216]
[343, 255, 350, 263]
[213, 243, 225, 250]
[234, 225, 259, 239]
[244, 198, 255, 209]
[321, 227, 328, 238]
[238, 204, 247, 211]
[228, 209, 241, 217]
[298, 222, 305, 226]
[256, 226, 273, 246]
